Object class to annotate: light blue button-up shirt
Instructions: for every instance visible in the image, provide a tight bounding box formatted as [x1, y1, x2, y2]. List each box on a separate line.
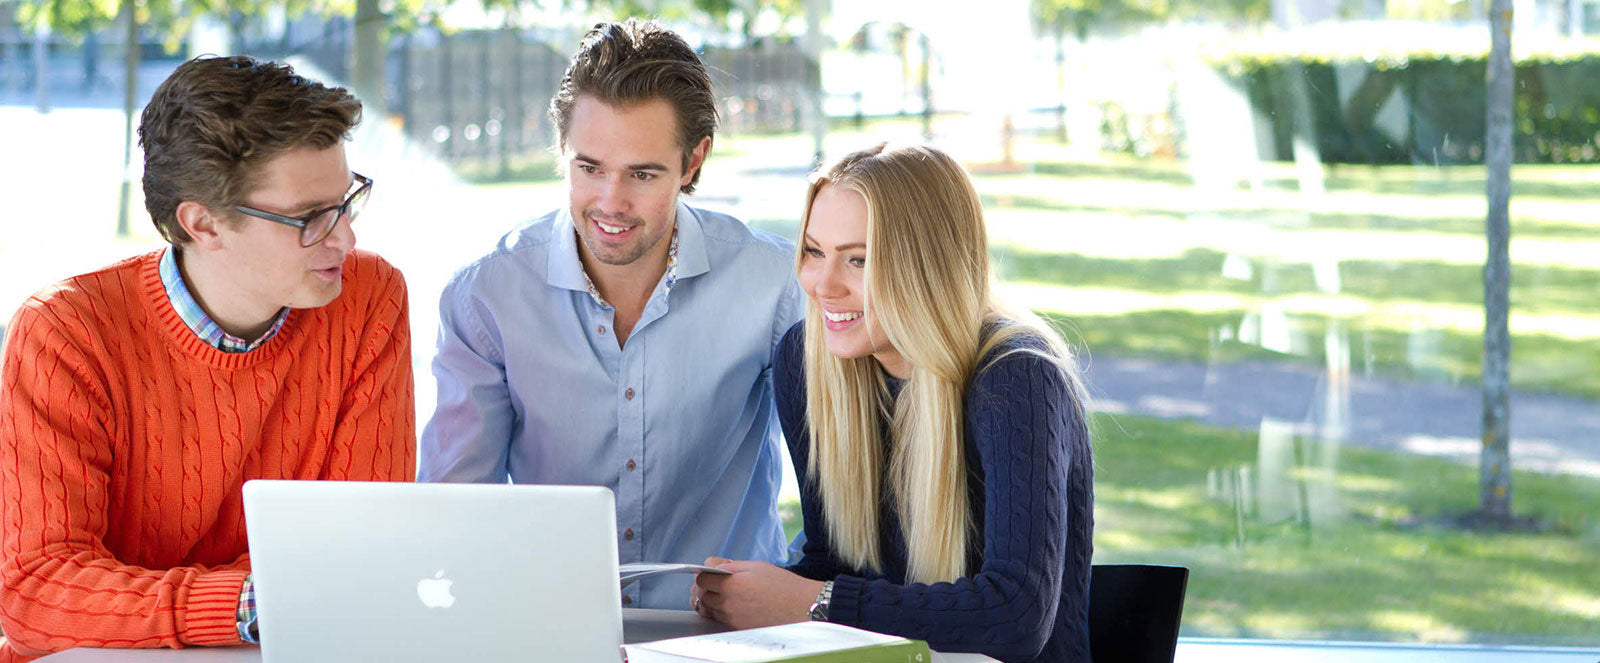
[420, 202, 805, 609]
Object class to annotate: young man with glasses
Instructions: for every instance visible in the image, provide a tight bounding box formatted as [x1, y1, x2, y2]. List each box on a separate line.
[420, 19, 804, 610]
[0, 56, 414, 661]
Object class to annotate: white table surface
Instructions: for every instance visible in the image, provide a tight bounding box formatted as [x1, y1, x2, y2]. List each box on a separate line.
[35, 609, 998, 662]
[45, 622, 1593, 662]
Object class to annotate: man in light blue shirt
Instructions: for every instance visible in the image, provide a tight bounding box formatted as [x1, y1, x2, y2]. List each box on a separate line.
[419, 19, 804, 610]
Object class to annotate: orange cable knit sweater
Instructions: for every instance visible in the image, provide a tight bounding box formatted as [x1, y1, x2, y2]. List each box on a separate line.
[0, 249, 416, 661]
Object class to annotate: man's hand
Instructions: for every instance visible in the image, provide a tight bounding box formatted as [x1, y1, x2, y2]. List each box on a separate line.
[690, 557, 826, 630]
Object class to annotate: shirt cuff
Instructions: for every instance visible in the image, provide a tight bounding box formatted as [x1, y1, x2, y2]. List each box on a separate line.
[237, 573, 259, 644]
[179, 569, 250, 646]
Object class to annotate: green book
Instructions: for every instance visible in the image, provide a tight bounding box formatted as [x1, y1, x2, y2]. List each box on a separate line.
[624, 621, 933, 663]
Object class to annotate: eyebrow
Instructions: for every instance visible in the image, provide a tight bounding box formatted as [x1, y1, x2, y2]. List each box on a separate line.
[574, 153, 670, 172]
[803, 233, 866, 252]
[276, 174, 356, 214]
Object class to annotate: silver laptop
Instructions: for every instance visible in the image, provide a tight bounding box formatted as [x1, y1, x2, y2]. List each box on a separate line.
[243, 480, 624, 662]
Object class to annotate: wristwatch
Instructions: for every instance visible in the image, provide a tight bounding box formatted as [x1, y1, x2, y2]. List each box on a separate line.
[807, 580, 834, 621]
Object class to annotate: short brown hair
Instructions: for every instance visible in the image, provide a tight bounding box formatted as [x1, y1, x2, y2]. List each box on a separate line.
[549, 19, 717, 194]
[139, 55, 362, 244]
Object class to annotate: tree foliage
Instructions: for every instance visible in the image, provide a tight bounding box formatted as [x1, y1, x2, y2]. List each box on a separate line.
[1031, 0, 1269, 39]
[11, 0, 455, 49]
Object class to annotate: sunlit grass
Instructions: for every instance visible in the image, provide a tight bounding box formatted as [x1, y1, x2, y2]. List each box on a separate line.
[1087, 414, 1600, 645]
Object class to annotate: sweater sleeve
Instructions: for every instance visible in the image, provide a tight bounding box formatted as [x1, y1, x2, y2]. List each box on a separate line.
[827, 349, 1088, 662]
[0, 301, 248, 656]
[322, 255, 416, 482]
[772, 323, 852, 582]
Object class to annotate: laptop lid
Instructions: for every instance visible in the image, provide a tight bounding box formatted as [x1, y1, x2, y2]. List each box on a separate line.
[243, 480, 623, 663]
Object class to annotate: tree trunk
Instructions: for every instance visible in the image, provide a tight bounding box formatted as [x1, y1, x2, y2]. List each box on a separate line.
[1481, 0, 1514, 523]
[33, 20, 49, 113]
[351, 0, 383, 106]
[919, 32, 932, 140]
[803, 0, 826, 168]
[1054, 25, 1066, 144]
[117, 0, 139, 238]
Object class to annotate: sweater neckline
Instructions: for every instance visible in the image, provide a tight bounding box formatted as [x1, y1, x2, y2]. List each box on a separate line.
[139, 250, 296, 370]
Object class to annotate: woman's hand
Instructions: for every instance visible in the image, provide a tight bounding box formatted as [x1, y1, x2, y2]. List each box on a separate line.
[691, 556, 827, 630]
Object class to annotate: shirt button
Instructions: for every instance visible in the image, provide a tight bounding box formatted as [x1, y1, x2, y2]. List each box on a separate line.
[622, 595, 632, 606]
[626, 388, 635, 401]
[624, 528, 635, 541]
[627, 458, 636, 472]
[598, 325, 607, 335]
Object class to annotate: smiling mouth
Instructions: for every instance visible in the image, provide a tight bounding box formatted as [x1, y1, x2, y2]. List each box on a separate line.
[823, 310, 862, 322]
[597, 220, 633, 235]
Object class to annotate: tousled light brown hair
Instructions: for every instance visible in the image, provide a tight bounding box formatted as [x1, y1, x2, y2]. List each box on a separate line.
[139, 55, 362, 245]
[548, 19, 717, 195]
[799, 143, 1088, 584]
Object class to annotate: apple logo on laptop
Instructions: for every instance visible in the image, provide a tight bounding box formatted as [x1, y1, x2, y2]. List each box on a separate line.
[417, 570, 456, 608]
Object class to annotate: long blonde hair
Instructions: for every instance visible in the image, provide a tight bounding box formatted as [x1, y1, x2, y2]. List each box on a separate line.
[799, 143, 1086, 584]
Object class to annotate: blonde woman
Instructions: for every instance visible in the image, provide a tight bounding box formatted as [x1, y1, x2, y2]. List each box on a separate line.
[692, 143, 1093, 662]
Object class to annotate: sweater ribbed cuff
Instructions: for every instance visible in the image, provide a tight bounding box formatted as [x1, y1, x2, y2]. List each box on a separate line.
[179, 570, 250, 646]
[825, 574, 867, 627]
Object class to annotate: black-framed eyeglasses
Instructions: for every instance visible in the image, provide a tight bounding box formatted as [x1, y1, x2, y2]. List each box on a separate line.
[234, 173, 373, 247]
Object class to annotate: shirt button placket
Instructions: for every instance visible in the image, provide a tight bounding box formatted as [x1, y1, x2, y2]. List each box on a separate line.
[620, 340, 645, 607]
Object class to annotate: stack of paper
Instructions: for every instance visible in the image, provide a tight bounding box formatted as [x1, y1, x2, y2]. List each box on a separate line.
[620, 563, 731, 589]
[624, 621, 932, 663]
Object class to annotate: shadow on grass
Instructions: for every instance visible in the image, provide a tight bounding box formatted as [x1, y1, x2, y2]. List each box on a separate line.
[1265, 173, 1600, 200]
[1039, 309, 1600, 399]
[993, 246, 1600, 314]
[977, 193, 1598, 239]
[1021, 161, 1196, 186]
[1010, 158, 1600, 200]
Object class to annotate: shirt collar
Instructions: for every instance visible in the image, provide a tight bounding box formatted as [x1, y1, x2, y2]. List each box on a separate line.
[159, 246, 289, 353]
[548, 201, 711, 305]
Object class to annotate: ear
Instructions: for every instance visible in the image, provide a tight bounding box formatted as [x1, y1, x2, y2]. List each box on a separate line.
[175, 201, 228, 251]
[681, 136, 712, 188]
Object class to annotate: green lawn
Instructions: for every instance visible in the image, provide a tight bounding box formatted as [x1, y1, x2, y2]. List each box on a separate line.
[780, 413, 1600, 645]
[1092, 415, 1600, 645]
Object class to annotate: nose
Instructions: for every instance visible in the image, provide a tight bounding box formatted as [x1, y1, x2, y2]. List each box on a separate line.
[813, 260, 850, 300]
[321, 212, 357, 254]
[595, 176, 628, 217]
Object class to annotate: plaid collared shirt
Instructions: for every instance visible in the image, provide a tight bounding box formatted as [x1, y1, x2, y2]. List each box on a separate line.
[158, 247, 290, 353]
[581, 227, 680, 309]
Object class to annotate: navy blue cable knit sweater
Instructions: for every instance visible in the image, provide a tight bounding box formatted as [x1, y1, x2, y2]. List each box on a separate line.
[775, 322, 1093, 663]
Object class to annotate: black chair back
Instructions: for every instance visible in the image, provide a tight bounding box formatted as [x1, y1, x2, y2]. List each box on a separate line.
[1088, 564, 1189, 663]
